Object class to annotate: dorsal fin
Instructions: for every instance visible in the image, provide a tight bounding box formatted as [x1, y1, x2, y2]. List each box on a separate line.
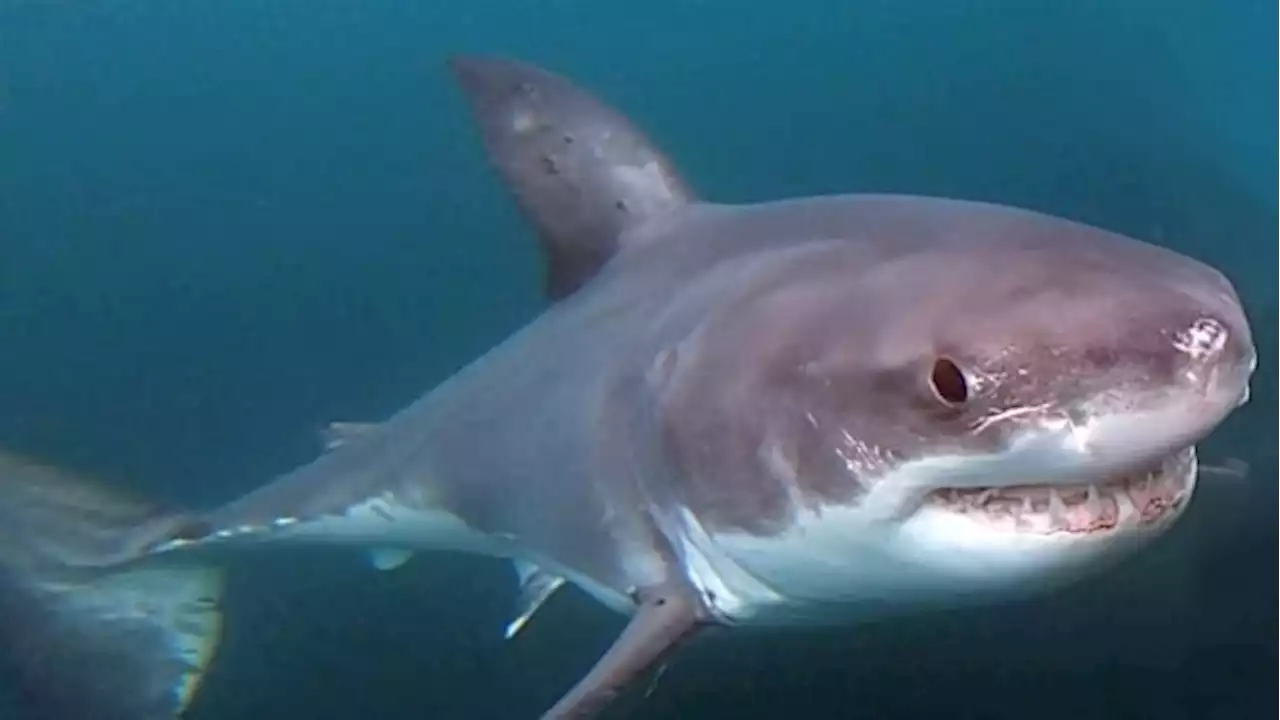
[449, 54, 697, 300]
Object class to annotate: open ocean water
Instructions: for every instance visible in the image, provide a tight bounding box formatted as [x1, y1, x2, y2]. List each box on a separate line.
[0, 1, 1274, 718]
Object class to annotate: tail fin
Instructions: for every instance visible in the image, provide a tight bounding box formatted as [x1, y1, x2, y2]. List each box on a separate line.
[0, 453, 223, 720]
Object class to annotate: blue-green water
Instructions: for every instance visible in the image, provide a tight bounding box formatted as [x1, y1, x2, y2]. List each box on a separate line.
[0, 1, 1274, 718]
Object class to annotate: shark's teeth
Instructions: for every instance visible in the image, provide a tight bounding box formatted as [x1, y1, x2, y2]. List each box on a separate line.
[1047, 489, 1067, 525]
[1114, 490, 1138, 522]
[925, 448, 1195, 536]
[1084, 484, 1103, 515]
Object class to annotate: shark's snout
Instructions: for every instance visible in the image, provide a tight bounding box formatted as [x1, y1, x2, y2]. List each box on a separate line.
[1073, 297, 1256, 479]
[903, 271, 1256, 550]
[1170, 312, 1256, 405]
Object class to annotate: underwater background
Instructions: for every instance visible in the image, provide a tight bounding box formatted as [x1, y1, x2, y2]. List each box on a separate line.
[0, 1, 1274, 718]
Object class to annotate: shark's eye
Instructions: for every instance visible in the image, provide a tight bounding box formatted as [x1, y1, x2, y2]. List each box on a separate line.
[929, 357, 969, 406]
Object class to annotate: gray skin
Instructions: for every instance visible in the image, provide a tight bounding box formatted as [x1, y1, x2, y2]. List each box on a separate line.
[0, 56, 1256, 720]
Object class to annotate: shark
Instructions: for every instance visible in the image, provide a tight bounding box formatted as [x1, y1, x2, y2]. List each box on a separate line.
[0, 55, 1257, 720]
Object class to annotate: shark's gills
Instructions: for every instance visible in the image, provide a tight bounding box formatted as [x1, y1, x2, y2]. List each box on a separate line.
[0, 453, 223, 720]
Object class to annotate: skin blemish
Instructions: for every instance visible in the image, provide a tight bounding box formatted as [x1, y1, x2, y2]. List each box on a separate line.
[511, 109, 537, 134]
[1172, 317, 1227, 360]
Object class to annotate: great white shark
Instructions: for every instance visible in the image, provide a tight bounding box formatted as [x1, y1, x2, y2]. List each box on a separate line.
[0, 55, 1257, 719]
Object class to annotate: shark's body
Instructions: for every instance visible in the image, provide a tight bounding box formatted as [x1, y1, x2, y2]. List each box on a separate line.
[0, 56, 1257, 719]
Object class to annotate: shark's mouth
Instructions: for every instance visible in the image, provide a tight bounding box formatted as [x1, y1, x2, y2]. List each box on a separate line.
[923, 448, 1196, 535]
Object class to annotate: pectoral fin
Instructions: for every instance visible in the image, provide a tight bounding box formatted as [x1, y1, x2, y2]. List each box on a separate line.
[539, 579, 707, 719]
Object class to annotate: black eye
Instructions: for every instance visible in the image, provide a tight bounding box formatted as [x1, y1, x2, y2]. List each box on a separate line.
[929, 357, 969, 406]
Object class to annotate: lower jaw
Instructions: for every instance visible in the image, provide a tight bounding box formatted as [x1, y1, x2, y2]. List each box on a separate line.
[924, 448, 1196, 536]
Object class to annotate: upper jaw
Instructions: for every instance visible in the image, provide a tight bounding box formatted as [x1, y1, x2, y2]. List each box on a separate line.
[922, 446, 1198, 536]
[858, 425, 1196, 523]
[941, 396, 1225, 490]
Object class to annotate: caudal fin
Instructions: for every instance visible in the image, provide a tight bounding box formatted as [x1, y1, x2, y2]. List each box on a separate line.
[0, 453, 223, 720]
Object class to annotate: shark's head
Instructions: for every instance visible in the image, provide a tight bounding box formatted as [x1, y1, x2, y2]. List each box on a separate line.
[655, 198, 1256, 618]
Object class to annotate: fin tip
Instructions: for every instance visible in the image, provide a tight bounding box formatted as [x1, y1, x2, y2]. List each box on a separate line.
[451, 54, 695, 301]
[0, 453, 225, 719]
[1, 564, 226, 720]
